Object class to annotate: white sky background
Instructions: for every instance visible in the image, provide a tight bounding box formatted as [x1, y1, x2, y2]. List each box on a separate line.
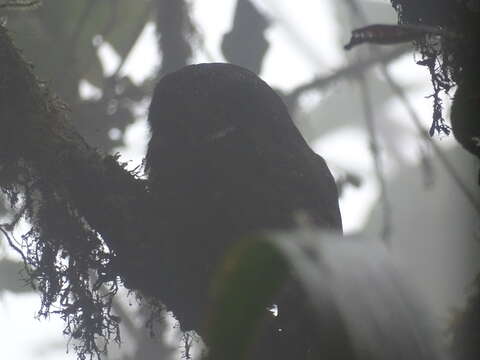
[1, 1, 479, 359]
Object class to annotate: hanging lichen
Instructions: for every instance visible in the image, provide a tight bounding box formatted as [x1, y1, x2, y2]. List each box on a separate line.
[391, 0, 480, 136]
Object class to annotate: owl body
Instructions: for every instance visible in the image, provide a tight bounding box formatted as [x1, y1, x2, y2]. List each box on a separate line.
[145, 63, 342, 356]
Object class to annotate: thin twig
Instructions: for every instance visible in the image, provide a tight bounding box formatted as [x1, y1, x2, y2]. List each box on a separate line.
[0, 224, 27, 263]
[343, 0, 394, 242]
[285, 45, 411, 110]
[358, 76, 392, 244]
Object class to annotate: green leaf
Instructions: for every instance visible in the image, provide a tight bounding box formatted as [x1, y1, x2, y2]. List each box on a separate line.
[205, 234, 289, 360]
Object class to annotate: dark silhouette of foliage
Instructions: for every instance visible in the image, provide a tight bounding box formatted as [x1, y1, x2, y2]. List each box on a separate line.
[221, 0, 270, 74]
[391, 0, 480, 136]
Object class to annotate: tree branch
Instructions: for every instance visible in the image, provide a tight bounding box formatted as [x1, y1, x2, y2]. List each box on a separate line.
[284, 45, 411, 111]
[1, 23, 152, 255]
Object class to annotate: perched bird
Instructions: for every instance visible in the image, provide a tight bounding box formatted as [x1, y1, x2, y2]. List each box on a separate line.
[145, 63, 342, 358]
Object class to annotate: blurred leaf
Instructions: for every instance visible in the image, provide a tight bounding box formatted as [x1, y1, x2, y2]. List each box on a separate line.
[81, 0, 152, 86]
[205, 234, 289, 360]
[207, 228, 447, 359]
[273, 230, 446, 360]
[221, 0, 270, 74]
[6, 2, 101, 90]
[103, 0, 151, 58]
[6, 0, 151, 90]
[5, 0, 153, 154]
[0, 257, 31, 294]
[37, 0, 151, 64]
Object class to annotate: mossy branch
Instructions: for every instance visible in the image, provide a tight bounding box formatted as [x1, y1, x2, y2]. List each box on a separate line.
[0, 24, 160, 359]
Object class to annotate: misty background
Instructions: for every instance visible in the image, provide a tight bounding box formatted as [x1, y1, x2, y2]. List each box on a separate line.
[0, 1, 478, 359]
